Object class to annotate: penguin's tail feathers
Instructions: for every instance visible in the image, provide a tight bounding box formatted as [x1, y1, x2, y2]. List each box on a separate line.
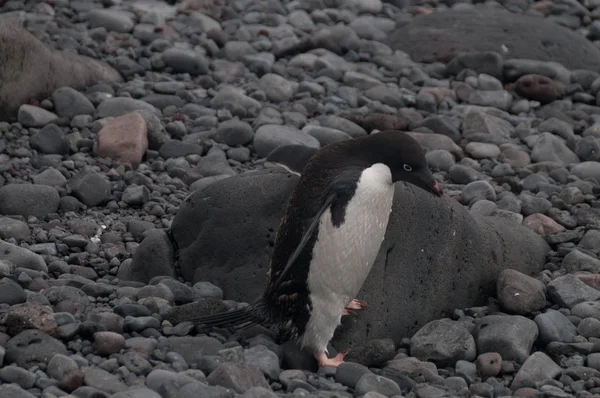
[189, 300, 268, 331]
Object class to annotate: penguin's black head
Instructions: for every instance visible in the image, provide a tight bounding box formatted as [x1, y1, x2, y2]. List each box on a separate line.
[354, 130, 443, 197]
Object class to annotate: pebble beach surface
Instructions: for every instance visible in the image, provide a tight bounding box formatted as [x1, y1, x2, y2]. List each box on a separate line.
[1, 0, 600, 397]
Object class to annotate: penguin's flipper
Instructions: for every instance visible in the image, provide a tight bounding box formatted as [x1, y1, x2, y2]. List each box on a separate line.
[271, 169, 362, 291]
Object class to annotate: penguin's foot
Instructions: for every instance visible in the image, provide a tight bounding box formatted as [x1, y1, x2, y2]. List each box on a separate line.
[315, 349, 348, 368]
[346, 299, 368, 310]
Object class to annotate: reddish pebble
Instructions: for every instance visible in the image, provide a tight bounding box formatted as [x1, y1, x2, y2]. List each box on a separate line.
[522, 213, 565, 236]
[577, 274, 600, 291]
[97, 112, 148, 168]
[514, 74, 560, 104]
[59, 369, 85, 392]
[476, 352, 502, 378]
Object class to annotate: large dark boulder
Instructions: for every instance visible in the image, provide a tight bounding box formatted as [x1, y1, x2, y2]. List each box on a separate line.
[0, 18, 122, 121]
[171, 170, 297, 292]
[385, 6, 600, 72]
[168, 168, 549, 348]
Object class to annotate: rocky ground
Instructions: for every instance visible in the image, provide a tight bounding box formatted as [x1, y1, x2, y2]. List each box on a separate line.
[1, 0, 600, 397]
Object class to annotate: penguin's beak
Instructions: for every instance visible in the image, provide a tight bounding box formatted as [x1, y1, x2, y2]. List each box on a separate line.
[429, 180, 443, 197]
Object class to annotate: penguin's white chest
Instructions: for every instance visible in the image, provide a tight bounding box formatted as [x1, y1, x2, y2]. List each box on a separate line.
[301, 163, 394, 351]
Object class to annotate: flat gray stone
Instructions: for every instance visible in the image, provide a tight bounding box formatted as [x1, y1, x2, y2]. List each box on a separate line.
[386, 5, 600, 72]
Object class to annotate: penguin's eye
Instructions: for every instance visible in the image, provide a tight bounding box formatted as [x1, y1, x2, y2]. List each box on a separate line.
[403, 164, 412, 172]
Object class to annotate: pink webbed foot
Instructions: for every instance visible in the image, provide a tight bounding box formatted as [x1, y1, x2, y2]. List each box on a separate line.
[342, 299, 368, 316]
[315, 349, 349, 368]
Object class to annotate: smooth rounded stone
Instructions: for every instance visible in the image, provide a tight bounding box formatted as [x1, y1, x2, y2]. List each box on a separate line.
[534, 309, 577, 345]
[0, 277, 26, 305]
[5, 329, 67, 368]
[410, 319, 476, 366]
[496, 269, 546, 315]
[317, 115, 367, 138]
[259, 73, 297, 102]
[0, 365, 36, 389]
[388, 5, 600, 71]
[17, 105, 58, 127]
[531, 133, 579, 165]
[48, 353, 78, 381]
[122, 185, 150, 207]
[468, 90, 512, 110]
[563, 249, 600, 273]
[210, 85, 261, 112]
[93, 331, 125, 356]
[88, 8, 134, 33]
[68, 168, 111, 207]
[0, 217, 30, 240]
[461, 111, 513, 145]
[82, 366, 128, 394]
[51, 86, 95, 119]
[215, 119, 254, 146]
[475, 315, 538, 363]
[302, 125, 352, 146]
[0, 240, 46, 272]
[169, 168, 548, 348]
[571, 301, 600, 320]
[159, 140, 203, 159]
[461, 181, 496, 204]
[355, 373, 401, 397]
[577, 318, 600, 338]
[0, 183, 59, 217]
[519, 195, 552, 217]
[571, 161, 600, 183]
[97, 112, 148, 168]
[335, 362, 372, 389]
[162, 48, 209, 75]
[425, 150, 455, 171]
[96, 98, 157, 120]
[190, 175, 232, 192]
[244, 345, 280, 380]
[465, 142, 500, 159]
[416, 115, 461, 143]
[511, 352, 562, 390]
[580, 229, 600, 252]
[548, 274, 600, 308]
[5, 301, 58, 336]
[343, 338, 395, 368]
[470, 200, 497, 217]
[576, 136, 600, 162]
[228, 147, 251, 163]
[0, 384, 36, 398]
[206, 363, 270, 394]
[193, 149, 236, 177]
[32, 167, 68, 187]
[193, 281, 224, 300]
[475, 352, 502, 379]
[449, 164, 480, 184]
[146, 369, 197, 393]
[110, 387, 162, 398]
[118, 229, 175, 283]
[253, 125, 320, 158]
[29, 124, 69, 155]
[516, 74, 561, 104]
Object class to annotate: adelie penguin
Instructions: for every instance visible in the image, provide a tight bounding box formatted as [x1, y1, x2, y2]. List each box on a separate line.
[190, 130, 443, 368]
